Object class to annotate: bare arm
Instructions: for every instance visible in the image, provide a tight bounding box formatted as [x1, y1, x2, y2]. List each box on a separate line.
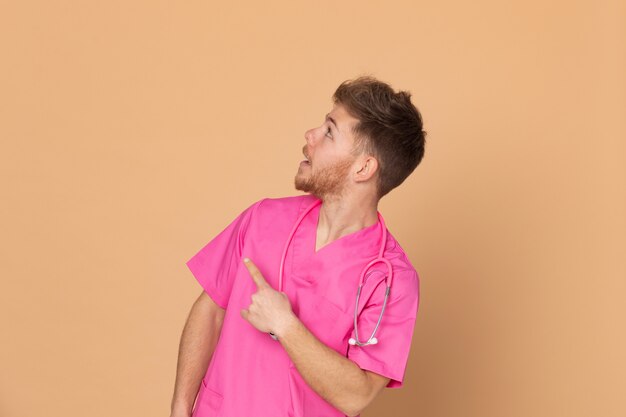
[277, 315, 390, 417]
[170, 291, 225, 417]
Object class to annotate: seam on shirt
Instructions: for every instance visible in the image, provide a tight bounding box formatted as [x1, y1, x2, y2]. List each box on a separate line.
[237, 198, 267, 256]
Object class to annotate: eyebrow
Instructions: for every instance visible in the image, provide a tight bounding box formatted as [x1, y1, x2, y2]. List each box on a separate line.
[325, 113, 339, 132]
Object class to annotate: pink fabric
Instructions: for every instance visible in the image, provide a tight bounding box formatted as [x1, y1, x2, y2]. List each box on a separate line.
[186, 194, 420, 417]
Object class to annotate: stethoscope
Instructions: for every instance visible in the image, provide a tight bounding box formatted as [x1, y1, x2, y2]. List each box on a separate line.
[269, 197, 394, 347]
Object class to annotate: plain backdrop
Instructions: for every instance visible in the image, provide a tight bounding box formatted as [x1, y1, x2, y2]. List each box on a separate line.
[1, 1, 624, 416]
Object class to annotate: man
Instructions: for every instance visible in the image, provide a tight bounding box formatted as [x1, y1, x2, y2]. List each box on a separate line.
[171, 75, 427, 417]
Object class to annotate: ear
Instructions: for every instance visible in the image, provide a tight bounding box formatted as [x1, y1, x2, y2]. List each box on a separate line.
[355, 156, 378, 182]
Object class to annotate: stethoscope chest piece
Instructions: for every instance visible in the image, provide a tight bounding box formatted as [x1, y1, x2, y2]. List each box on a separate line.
[348, 336, 378, 346]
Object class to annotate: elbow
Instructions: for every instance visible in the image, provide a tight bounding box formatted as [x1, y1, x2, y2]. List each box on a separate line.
[338, 405, 357, 417]
[334, 394, 364, 417]
[336, 367, 380, 416]
[342, 373, 381, 416]
[343, 405, 365, 417]
[344, 409, 362, 417]
[340, 390, 371, 417]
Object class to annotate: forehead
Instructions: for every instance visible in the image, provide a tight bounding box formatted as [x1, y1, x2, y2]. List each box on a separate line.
[330, 103, 357, 122]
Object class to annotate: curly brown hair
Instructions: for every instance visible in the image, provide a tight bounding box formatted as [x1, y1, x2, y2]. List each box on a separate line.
[332, 75, 427, 200]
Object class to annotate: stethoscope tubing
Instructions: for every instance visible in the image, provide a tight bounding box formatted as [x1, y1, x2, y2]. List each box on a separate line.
[271, 197, 393, 346]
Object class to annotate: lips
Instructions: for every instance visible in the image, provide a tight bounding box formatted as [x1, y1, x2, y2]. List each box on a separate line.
[300, 153, 311, 167]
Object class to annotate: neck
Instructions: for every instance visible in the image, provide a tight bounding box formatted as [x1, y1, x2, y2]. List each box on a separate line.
[315, 193, 379, 250]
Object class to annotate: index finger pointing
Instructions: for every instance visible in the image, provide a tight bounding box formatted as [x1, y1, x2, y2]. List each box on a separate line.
[243, 258, 269, 289]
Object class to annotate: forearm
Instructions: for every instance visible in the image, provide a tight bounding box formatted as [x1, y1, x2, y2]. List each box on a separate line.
[171, 294, 224, 416]
[276, 314, 371, 417]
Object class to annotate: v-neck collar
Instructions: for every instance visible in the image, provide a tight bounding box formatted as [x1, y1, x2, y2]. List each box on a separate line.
[286, 195, 386, 290]
[304, 197, 382, 257]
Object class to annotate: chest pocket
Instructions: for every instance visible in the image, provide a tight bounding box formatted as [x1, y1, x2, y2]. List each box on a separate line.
[293, 287, 354, 353]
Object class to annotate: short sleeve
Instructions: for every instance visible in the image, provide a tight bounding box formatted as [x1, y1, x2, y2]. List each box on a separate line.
[185, 199, 262, 309]
[346, 268, 420, 388]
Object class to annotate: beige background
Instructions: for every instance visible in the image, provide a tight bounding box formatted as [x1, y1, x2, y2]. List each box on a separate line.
[1, 1, 624, 416]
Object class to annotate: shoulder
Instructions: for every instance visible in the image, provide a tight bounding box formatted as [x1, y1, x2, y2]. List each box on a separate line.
[251, 193, 318, 216]
[381, 231, 420, 314]
[238, 194, 318, 227]
[257, 193, 317, 210]
[381, 228, 420, 293]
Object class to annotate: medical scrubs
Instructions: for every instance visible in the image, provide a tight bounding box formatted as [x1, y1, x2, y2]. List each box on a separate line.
[186, 194, 420, 417]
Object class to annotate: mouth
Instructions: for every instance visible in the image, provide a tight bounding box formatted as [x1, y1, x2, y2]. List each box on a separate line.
[301, 149, 312, 166]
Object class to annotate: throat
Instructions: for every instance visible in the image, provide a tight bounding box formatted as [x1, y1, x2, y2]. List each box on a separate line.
[314, 226, 350, 253]
[314, 232, 331, 253]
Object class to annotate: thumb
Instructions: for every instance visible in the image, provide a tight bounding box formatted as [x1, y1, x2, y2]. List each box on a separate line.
[240, 309, 249, 321]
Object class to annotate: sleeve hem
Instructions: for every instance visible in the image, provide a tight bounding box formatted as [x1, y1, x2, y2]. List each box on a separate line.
[185, 259, 228, 309]
[348, 349, 405, 389]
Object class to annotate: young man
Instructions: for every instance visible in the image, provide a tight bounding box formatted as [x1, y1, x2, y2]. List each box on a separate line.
[171, 75, 427, 417]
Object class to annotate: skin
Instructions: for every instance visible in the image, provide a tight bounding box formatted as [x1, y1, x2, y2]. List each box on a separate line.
[171, 292, 225, 417]
[239, 103, 391, 416]
[294, 103, 381, 251]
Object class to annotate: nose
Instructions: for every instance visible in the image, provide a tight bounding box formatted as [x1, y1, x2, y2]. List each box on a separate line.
[304, 125, 323, 146]
[304, 127, 315, 145]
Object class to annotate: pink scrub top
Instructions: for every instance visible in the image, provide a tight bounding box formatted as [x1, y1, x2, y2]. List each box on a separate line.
[186, 194, 420, 417]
